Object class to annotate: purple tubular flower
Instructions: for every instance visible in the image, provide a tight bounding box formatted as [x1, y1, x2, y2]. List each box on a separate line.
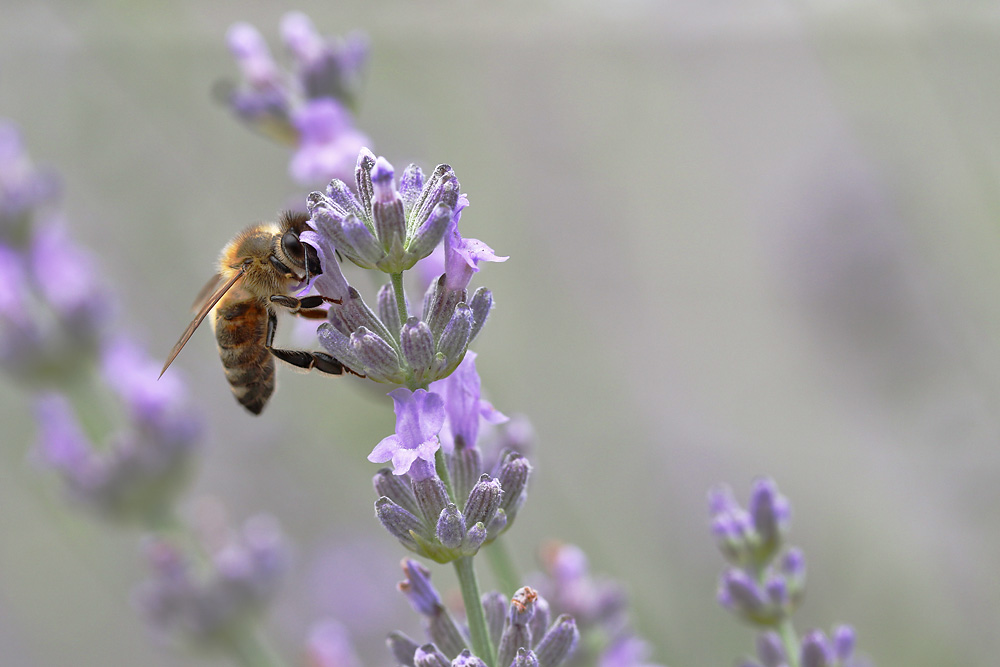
[369, 388, 445, 479]
[442, 197, 508, 293]
[307, 619, 363, 667]
[430, 352, 508, 454]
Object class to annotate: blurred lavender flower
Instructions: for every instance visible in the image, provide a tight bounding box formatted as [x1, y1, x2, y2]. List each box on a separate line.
[33, 337, 201, 523]
[711, 480, 871, 666]
[535, 542, 659, 667]
[0, 119, 59, 241]
[221, 13, 370, 185]
[135, 513, 289, 648]
[302, 149, 502, 388]
[306, 619, 364, 667]
[0, 123, 109, 384]
[389, 576, 579, 667]
[709, 478, 801, 625]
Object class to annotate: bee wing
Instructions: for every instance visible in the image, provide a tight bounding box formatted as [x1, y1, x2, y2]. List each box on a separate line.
[159, 266, 247, 378]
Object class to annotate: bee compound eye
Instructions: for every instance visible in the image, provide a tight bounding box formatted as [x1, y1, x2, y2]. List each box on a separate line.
[281, 229, 304, 262]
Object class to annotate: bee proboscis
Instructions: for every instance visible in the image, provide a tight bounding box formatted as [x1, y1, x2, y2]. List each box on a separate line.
[160, 211, 357, 414]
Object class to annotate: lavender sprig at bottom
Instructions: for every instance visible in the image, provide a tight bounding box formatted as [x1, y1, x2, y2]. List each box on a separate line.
[710, 478, 872, 667]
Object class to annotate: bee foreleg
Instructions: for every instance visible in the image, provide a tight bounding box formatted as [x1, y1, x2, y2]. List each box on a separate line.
[270, 294, 343, 317]
[264, 308, 364, 377]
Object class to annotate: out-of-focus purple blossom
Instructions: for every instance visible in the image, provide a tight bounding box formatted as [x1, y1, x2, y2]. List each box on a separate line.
[290, 99, 369, 185]
[369, 387, 444, 480]
[135, 514, 288, 646]
[222, 14, 369, 184]
[709, 478, 791, 569]
[306, 619, 363, 667]
[398, 559, 468, 658]
[534, 542, 658, 667]
[33, 340, 201, 523]
[711, 481, 870, 665]
[0, 120, 59, 239]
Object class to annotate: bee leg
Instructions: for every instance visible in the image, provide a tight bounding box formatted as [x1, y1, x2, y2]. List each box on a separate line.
[264, 309, 365, 377]
[270, 294, 342, 319]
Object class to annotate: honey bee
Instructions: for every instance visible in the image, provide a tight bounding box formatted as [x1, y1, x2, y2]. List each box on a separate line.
[160, 211, 357, 414]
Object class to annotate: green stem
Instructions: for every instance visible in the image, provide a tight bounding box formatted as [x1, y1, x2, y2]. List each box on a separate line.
[390, 271, 409, 336]
[777, 618, 800, 667]
[222, 624, 288, 667]
[454, 556, 496, 667]
[485, 537, 521, 597]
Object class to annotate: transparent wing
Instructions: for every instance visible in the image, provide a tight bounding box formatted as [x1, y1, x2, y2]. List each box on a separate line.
[159, 267, 246, 378]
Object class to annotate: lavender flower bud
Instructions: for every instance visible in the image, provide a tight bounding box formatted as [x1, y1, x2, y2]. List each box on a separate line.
[350, 326, 402, 383]
[388, 632, 421, 667]
[486, 509, 508, 540]
[718, 568, 776, 625]
[428, 613, 469, 660]
[402, 317, 436, 377]
[413, 476, 450, 529]
[423, 275, 464, 342]
[378, 283, 402, 334]
[415, 644, 452, 667]
[496, 452, 531, 517]
[451, 649, 487, 667]
[399, 164, 425, 214]
[409, 164, 459, 237]
[749, 477, 790, 556]
[481, 591, 508, 647]
[399, 559, 443, 616]
[755, 631, 786, 667]
[468, 287, 493, 343]
[497, 587, 538, 667]
[513, 648, 539, 667]
[406, 202, 452, 262]
[462, 522, 488, 555]
[437, 304, 473, 367]
[355, 149, 376, 219]
[527, 596, 550, 652]
[832, 625, 856, 661]
[376, 497, 426, 551]
[464, 475, 503, 530]
[799, 630, 833, 667]
[436, 503, 467, 549]
[449, 444, 481, 512]
[534, 615, 579, 667]
[374, 468, 420, 517]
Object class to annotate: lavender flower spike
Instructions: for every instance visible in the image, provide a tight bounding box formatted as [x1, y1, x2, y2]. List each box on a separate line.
[369, 388, 445, 480]
[307, 149, 460, 274]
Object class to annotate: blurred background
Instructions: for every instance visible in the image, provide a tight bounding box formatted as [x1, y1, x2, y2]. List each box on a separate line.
[3, 1, 1000, 665]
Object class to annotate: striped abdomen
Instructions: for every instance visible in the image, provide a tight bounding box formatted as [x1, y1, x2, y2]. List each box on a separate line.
[214, 294, 275, 415]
